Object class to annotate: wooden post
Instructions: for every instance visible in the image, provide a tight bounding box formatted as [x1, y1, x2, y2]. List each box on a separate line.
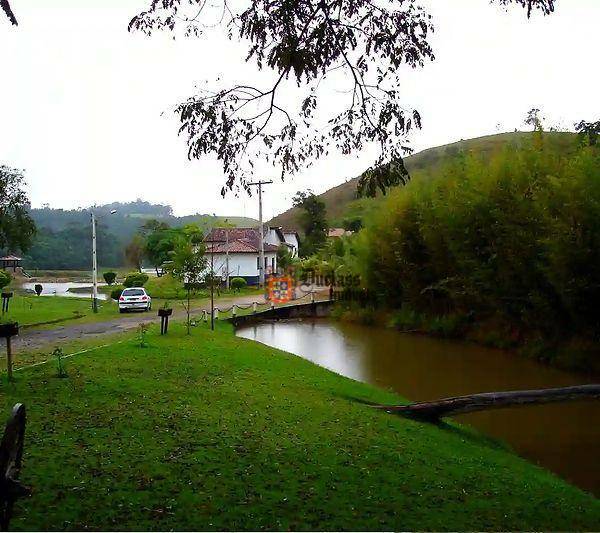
[373, 384, 600, 422]
[214, 308, 219, 320]
[232, 304, 237, 318]
[253, 302, 257, 313]
[311, 291, 315, 304]
[202, 310, 207, 322]
[270, 301, 275, 310]
[0, 403, 30, 530]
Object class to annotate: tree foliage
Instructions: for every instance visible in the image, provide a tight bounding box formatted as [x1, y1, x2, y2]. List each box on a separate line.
[0, 270, 11, 291]
[0, 165, 36, 253]
[129, 0, 555, 197]
[575, 119, 600, 146]
[293, 190, 328, 256]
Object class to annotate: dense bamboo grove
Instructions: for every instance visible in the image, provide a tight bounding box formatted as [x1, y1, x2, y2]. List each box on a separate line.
[357, 133, 600, 366]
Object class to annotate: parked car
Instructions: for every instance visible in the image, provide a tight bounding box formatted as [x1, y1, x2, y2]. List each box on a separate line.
[118, 287, 152, 313]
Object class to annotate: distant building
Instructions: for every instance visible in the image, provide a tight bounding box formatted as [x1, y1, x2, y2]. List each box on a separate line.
[204, 227, 299, 285]
[327, 228, 353, 239]
[0, 255, 22, 272]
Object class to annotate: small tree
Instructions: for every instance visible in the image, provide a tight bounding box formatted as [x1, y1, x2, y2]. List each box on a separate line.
[230, 277, 247, 293]
[276, 245, 294, 272]
[103, 271, 117, 285]
[167, 235, 207, 335]
[0, 270, 11, 292]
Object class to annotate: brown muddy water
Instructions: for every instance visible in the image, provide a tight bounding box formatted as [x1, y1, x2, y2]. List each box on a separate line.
[236, 319, 600, 496]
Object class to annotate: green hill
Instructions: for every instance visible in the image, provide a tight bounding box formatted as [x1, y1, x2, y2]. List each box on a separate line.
[19, 201, 257, 270]
[268, 131, 578, 231]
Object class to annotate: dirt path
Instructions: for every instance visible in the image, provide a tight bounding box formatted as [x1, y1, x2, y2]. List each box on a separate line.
[2, 289, 327, 354]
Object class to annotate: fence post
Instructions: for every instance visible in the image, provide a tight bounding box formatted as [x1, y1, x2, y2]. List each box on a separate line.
[311, 291, 315, 304]
[253, 302, 257, 314]
[214, 307, 219, 320]
[232, 304, 237, 318]
[202, 310, 207, 322]
[270, 301, 275, 310]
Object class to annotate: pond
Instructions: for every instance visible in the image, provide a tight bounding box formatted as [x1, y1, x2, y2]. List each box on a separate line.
[236, 319, 600, 495]
[21, 282, 108, 300]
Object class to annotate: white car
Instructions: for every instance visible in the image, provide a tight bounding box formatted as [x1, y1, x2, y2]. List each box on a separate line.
[118, 287, 152, 313]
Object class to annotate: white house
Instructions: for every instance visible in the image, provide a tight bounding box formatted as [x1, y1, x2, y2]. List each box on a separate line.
[204, 227, 298, 285]
[281, 228, 300, 257]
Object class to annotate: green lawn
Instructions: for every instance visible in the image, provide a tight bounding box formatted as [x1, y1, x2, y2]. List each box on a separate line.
[1, 321, 598, 530]
[1, 295, 118, 328]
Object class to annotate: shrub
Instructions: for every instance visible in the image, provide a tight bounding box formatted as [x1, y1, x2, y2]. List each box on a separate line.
[123, 272, 149, 288]
[230, 277, 247, 292]
[110, 288, 123, 300]
[103, 271, 117, 285]
[34, 284, 43, 296]
[0, 270, 11, 291]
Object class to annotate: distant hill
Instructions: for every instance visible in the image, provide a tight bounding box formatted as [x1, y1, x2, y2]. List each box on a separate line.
[20, 200, 257, 270]
[268, 131, 578, 232]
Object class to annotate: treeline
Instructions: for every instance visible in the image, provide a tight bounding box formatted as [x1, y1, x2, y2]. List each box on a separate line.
[357, 132, 600, 367]
[23, 223, 123, 270]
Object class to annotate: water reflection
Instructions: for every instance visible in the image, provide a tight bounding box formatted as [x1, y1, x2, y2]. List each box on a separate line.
[237, 319, 600, 495]
[21, 282, 108, 300]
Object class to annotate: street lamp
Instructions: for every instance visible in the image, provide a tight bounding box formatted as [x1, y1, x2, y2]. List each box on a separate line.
[91, 209, 116, 313]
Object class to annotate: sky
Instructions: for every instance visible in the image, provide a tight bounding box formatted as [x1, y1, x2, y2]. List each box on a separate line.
[1, 0, 599, 220]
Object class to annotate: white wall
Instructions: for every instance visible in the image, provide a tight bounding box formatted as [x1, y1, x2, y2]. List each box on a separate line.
[207, 252, 277, 279]
[283, 233, 299, 257]
[264, 228, 284, 247]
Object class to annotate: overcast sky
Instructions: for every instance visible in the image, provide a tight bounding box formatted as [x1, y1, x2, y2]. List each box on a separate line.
[1, 0, 598, 220]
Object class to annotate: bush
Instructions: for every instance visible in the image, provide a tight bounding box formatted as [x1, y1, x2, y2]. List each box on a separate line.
[230, 277, 247, 292]
[110, 288, 123, 301]
[103, 271, 117, 285]
[0, 270, 11, 291]
[123, 272, 149, 288]
[34, 284, 43, 296]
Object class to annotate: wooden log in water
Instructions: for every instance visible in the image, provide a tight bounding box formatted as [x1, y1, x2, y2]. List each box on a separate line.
[374, 384, 600, 421]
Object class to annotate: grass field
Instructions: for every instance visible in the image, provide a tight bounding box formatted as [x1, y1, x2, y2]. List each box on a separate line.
[0, 295, 118, 328]
[1, 321, 598, 531]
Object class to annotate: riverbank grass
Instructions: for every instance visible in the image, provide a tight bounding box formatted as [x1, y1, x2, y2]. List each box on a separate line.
[2, 321, 599, 531]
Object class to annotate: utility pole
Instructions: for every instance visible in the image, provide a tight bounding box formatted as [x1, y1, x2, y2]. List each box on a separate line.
[225, 229, 230, 291]
[90, 209, 116, 314]
[91, 212, 98, 313]
[248, 180, 273, 287]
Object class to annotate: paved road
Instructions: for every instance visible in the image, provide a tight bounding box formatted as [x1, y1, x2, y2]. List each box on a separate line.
[2, 289, 327, 354]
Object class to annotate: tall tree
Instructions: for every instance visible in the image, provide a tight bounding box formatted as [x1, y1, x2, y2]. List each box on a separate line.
[129, 0, 555, 197]
[125, 233, 146, 272]
[293, 190, 328, 256]
[0, 165, 36, 253]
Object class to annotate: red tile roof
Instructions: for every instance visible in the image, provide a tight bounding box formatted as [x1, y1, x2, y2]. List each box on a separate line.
[205, 228, 279, 254]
